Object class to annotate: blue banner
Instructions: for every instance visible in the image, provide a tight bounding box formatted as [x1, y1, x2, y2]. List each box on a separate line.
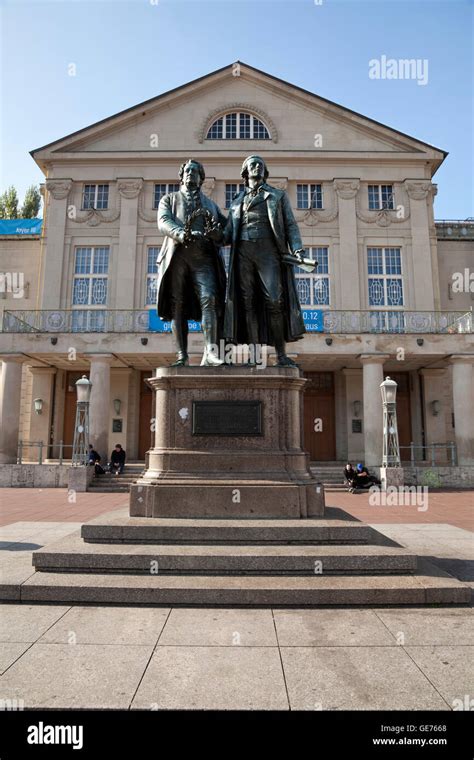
[148, 309, 324, 333]
[301, 309, 325, 332]
[148, 310, 201, 333]
[0, 218, 42, 235]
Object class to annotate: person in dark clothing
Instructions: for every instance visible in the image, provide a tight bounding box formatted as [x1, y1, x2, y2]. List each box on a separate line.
[108, 444, 126, 476]
[353, 463, 381, 490]
[88, 445, 101, 465]
[343, 463, 356, 490]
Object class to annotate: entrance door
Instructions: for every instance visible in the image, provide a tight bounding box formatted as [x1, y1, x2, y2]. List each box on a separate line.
[387, 372, 412, 461]
[303, 372, 336, 461]
[63, 371, 89, 454]
[138, 372, 155, 460]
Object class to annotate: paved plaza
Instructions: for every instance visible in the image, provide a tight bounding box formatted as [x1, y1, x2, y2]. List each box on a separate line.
[0, 488, 472, 710]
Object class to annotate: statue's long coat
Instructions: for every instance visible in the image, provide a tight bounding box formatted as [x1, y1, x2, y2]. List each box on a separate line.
[156, 190, 227, 321]
[223, 184, 306, 344]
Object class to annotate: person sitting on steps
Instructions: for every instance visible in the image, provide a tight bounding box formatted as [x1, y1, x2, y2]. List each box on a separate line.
[108, 444, 126, 476]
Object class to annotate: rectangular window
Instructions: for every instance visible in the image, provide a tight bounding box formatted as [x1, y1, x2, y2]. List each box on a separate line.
[294, 246, 330, 306]
[146, 247, 159, 305]
[368, 184, 394, 210]
[296, 184, 323, 209]
[153, 183, 180, 209]
[367, 247, 403, 309]
[225, 183, 245, 208]
[225, 113, 237, 139]
[239, 113, 251, 139]
[82, 184, 109, 210]
[72, 247, 109, 306]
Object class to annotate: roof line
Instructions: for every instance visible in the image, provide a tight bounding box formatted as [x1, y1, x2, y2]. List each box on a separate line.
[30, 60, 448, 158]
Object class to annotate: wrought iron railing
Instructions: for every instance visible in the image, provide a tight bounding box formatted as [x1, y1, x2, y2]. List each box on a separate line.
[435, 219, 474, 240]
[1, 308, 472, 334]
[17, 440, 73, 465]
[401, 442, 457, 467]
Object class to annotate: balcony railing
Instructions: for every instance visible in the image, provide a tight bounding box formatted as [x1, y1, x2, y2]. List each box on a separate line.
[435, 219, 474, 240]
[1, 309, 472, 335]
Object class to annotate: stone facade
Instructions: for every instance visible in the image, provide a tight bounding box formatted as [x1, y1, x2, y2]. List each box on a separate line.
[0, 63, 473, 474]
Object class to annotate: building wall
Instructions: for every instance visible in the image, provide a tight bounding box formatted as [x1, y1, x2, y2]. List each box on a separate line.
[437, 239, 474, 311]
[0, 237, 41, 310]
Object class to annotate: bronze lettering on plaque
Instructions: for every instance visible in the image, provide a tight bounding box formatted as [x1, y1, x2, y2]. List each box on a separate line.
[192, 401, 262, 436]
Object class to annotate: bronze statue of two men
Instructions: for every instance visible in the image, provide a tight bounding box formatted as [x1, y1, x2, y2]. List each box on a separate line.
[156, 155, 307, 367]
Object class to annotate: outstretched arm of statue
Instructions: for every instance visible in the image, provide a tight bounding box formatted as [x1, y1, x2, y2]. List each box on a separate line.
[281, 192, 304, 254]
[157, 194, 186, 243]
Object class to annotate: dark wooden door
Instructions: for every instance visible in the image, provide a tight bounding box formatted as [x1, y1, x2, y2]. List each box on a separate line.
[387, 373, 412, 461]
[63, 371, 88, 452]
[138, 372, 154, 460]
[303, 372, 336, 461]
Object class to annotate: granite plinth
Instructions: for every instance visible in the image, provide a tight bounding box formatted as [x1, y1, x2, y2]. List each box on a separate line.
[129, 366, 324, 519]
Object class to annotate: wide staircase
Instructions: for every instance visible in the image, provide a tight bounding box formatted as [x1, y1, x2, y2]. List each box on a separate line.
[21, 506, 470, 606]
[310, 463, 347, 490]
[88, 463, 347, 494]
[88, 463, 145, 493]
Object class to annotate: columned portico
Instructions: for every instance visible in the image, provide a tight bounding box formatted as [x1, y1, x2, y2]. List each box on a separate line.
[360, 354, 390, 467]
[450, 355, 474, 465]
[88, 354, 113, 463]
[0, 355, 24, 463]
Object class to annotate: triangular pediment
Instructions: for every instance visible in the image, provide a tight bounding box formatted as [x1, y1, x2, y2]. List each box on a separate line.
[31, 62, 446, 166]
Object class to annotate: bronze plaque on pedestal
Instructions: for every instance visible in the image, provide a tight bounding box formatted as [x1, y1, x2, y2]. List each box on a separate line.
[192, 400, 262, 436]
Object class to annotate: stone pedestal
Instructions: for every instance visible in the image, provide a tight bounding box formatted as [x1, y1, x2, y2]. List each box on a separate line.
[380, 466, 404, 491]
[129, 366, 324, 519]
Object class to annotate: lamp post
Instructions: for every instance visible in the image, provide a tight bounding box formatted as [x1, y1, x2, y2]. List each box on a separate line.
[380, 376, 401, 467]
[72, 375, 92, 466]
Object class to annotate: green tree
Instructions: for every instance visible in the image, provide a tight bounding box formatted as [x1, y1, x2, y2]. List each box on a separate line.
[0, 186, 19, 218]
[21, 185, 41, 218]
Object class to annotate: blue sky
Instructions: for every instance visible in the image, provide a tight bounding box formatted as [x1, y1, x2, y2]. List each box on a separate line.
[1, 0, 472, 218]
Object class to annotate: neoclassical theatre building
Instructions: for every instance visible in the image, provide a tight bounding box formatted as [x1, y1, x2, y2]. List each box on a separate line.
[0, 62, 473, 479]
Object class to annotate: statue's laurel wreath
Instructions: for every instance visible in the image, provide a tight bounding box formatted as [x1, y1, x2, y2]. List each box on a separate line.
[183, 208, 218, 245]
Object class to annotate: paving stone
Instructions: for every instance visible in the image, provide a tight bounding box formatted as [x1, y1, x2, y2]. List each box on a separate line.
[376, 608, 474, 646]
[405, 645, 474, 707]
[41, 605, 170, 646]
[0, 643, 153, 709]
[0, 642, 31, 674]
[158, 608, 277, 646]
[131, 646, 288, 710]
[273, 609, 396, 647]
[0, 604, 70, 642]
[281, 646, 449, 710]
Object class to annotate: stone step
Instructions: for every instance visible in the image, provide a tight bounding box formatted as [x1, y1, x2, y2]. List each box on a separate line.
[17, 559, 470, 605]
[81, 513, 373, 545]
[32, 533, 417, 574]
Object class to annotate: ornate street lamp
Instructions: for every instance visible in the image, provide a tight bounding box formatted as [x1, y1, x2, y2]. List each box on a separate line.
[72, 375, 92, 466]
[380, 376, 401, 467]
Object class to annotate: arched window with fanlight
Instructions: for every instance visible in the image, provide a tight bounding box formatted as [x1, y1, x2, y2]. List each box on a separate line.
[206, 112, 271, 140]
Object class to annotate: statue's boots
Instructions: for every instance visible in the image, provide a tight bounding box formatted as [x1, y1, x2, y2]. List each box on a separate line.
[171, 317, 189, 366]
[201, 307, 224, 367]
[269, 309, 298, 368]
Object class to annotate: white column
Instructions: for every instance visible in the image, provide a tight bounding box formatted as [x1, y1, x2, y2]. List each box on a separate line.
[450, 356, 474, 465]
[88, 354, 112, 463]
[404, 180, 436, 311]
[0, 355, 24, 463]
[41, 179, 73, 310]
[360, 354, 390, 467]
[115, 179, 143, 310]
[334, 179, 361, 310]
